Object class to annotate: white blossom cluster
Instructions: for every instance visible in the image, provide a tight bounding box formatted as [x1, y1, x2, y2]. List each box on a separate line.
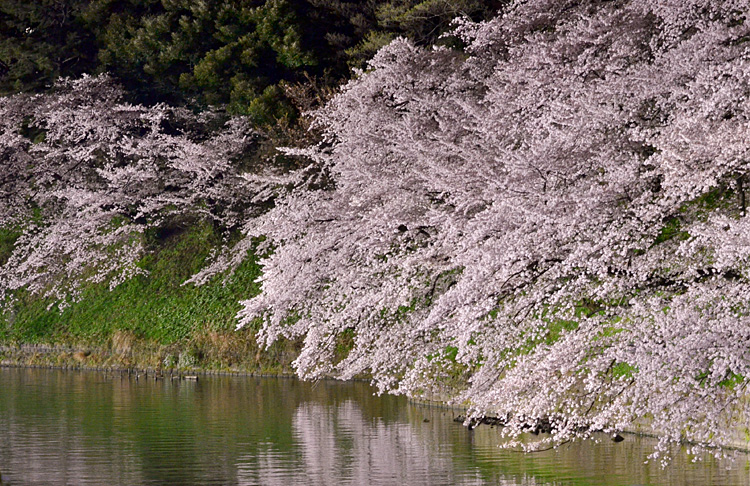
[235, 0, 750, 455]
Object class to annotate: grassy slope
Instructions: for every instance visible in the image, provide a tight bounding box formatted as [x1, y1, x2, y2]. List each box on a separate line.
[0, 221, 301, 373]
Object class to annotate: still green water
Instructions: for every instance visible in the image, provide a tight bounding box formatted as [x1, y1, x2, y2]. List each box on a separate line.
[0, 368, 747, 486]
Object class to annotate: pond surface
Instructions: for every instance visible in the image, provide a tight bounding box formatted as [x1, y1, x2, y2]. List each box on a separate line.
[0, 367, 747, 486]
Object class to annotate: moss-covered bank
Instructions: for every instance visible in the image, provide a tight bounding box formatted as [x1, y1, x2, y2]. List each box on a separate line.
[0, 220, 302, 375]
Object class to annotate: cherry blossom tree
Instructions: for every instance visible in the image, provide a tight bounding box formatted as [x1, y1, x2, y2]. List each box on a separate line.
[0, 74, 262, 307]
[234, 0, 750, 456]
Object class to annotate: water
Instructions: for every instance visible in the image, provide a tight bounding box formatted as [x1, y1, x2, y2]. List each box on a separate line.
[0, 368, 747, 486]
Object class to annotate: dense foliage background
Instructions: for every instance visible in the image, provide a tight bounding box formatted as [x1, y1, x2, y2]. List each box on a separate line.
[0, 0, 504, 123]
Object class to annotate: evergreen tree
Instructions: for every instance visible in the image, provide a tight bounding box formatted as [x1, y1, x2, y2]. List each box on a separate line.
[88, 0, 318, 122]
[0, 0, 96, 94]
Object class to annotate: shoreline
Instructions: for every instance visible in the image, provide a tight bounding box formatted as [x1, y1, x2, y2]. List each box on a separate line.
[0, 338, 300, 377]
[2, 344, 749, 454]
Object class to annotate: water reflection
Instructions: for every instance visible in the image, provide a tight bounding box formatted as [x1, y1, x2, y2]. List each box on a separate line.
[250, 400, 521, 485]
[0, 368, 747, 486]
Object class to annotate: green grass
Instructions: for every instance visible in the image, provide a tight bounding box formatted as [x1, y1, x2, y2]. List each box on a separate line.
[653, 217, 690, 246]
[0, 225, 21, 266]
[611, 361, 637, 380]
[1, 220, 263, 348]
